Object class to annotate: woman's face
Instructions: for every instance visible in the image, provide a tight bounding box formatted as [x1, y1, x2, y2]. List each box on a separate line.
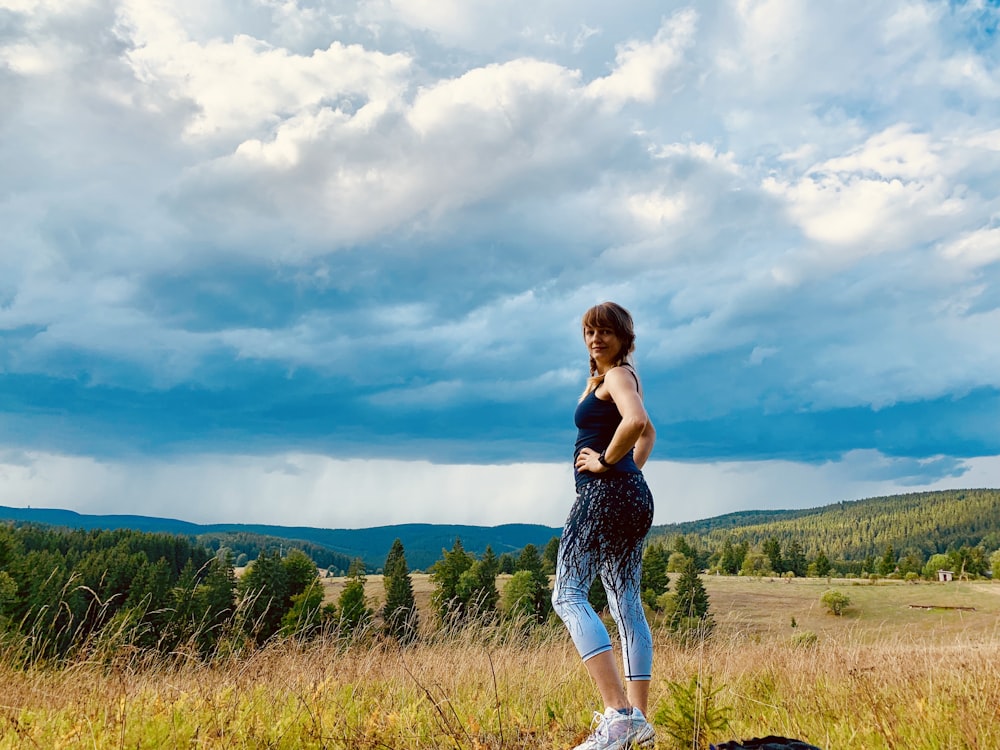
[583, 323, 623, 369]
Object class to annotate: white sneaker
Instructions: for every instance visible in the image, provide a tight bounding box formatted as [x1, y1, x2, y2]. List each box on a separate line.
[572, 706, 656, 750]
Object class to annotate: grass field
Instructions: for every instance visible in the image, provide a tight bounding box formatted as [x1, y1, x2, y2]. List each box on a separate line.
[1, 575, 998, 749]
[321, 573, 1000, 644]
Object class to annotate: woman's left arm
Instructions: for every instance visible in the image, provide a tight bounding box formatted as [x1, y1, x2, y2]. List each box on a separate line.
[632, 418, 655, 469]
[575, 367, 650, 473]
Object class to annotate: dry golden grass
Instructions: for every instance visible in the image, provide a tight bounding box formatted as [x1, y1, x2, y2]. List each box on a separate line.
[0, 576, 997, 749]
[704, 575, 1000, 644]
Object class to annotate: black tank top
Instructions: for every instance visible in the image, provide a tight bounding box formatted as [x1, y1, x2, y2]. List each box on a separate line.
[573, 370, 642, 487]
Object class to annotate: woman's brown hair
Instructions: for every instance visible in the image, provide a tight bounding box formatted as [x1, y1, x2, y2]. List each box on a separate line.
[581, 301, 636, 397]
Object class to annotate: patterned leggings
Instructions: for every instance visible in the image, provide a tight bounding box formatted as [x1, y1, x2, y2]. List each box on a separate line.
[551, 472, 654, 681]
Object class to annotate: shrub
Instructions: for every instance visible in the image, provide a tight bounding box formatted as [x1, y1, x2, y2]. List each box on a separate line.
[791, 630, 819, 648]
[820, 590, 851, 616]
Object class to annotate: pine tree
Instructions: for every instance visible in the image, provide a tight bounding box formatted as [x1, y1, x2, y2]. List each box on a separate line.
[641, 541, 670, 609]
[513, 544, 551, 622]
[0, 570, 17, 626]
[281, 580, 327, 637]
[673, 535, 695, 559]
[170, 559, 199, 629]
[862, 555, 876, 576]
[382, 539, 418, 643]
[541, 536, 560, 576]
[719, 539, 738, 574]
[667, 557, 713, 637]
[430, 540, 499, 624]
[338, 558, 372, 638]
[430, 539, 474, 623]
[898, 551, 924, 578]
[719, 540, 749, 574]
[516, 544, 542, 574]
[785, 541, 807, 578]
[194, 550, 237, 650]
[459, 545, 499, 620]
[281, 549, 319, 604]
[810, 550, 832, 578]
[498, 552, 516, 574]
[275, 550, 324, 638]
[878, 544, 897, 576]
[237, 549, 289, 644]
[735, 542, 749, 572]
[763, 537, 784, 574]
[500, 571, 537, 621]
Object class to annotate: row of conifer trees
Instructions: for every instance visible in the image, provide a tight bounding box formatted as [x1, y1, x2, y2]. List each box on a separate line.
[1, 524, 713, 661]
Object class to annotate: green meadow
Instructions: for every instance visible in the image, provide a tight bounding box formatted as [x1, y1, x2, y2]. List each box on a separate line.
[1, 575, 997, 749]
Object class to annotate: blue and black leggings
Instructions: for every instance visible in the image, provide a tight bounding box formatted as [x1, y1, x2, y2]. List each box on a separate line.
[551, 472, 654, 681]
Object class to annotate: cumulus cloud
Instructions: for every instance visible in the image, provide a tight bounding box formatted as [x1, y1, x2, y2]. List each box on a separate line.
[585, 10, 696, 108]
[762, 124, 982, 253]
[941, 226, 1000, 269]
[2, 0, 1000, 525]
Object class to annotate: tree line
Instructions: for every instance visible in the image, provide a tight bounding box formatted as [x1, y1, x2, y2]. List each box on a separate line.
[4, 503, 996, 663]
[195, 531, 354, 573]
[414, 537, 706, 638]
[0, 524, 703, 662]
[650, 489, 1000, 564]
[664, 530, 999, 581]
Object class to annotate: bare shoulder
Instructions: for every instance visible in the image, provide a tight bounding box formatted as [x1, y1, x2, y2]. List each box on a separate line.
[604, 365, 641, 391]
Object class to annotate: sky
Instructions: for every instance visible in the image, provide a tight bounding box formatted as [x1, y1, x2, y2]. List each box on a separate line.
[1, 0, 999, 531]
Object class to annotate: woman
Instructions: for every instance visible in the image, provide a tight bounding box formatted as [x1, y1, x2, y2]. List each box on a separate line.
[552, 301, 657, 750]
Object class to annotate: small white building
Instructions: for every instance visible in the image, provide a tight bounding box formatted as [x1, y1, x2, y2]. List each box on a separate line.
[937, 569, 954, 583]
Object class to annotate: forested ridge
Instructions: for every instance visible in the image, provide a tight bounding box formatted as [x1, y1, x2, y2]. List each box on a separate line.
[4, 489, 999, 573]
[650, 488, 1000, 560]
[0, 506, 562, 570]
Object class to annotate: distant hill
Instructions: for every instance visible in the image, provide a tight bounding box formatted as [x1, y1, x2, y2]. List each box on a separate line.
[0, 506, 561, 571]
[4, 488, 997, 572]
[648, 488, 1000, 560]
